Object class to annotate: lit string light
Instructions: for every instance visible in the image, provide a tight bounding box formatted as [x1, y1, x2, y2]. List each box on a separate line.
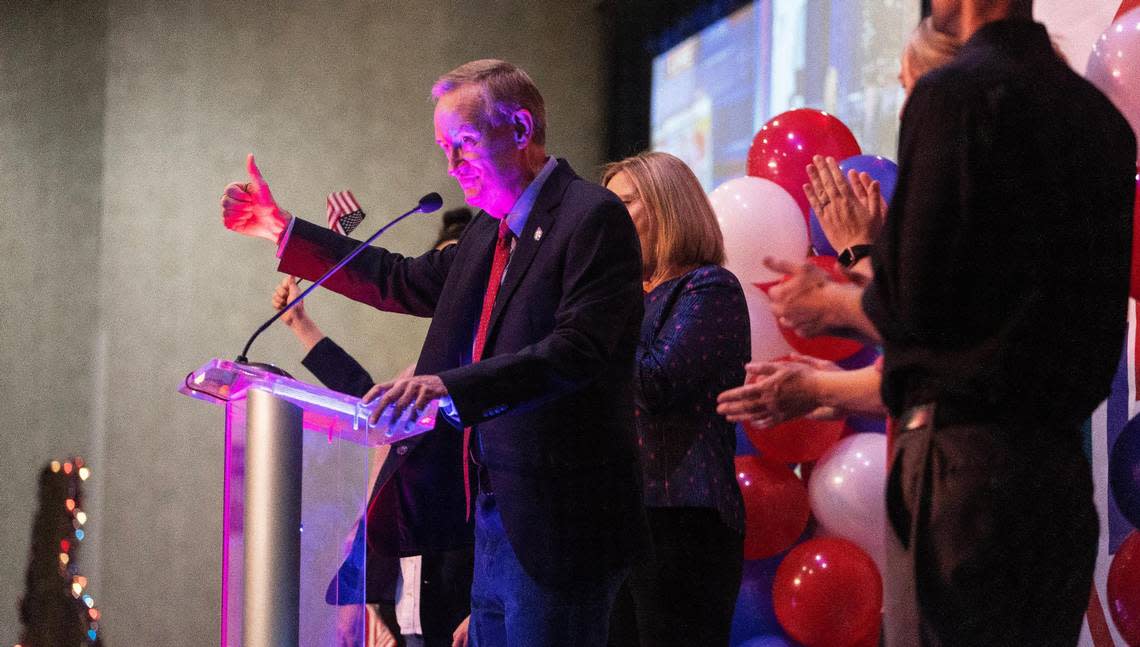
[55, 457, 102, 645]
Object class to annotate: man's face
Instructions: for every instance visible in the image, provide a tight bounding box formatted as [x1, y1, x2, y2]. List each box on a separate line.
[433, 85, 526, 217]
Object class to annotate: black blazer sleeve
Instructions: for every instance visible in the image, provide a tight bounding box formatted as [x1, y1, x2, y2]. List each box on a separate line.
[302, 337, 375, 398]
[279, 217, 457, 317]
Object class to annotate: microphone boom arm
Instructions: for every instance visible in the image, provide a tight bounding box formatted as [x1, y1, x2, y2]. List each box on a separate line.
[236, 194, 441, 363]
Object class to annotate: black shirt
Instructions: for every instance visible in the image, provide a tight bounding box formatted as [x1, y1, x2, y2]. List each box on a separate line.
[862, 20, 1137, 427]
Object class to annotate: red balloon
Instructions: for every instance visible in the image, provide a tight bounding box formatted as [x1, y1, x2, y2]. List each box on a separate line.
[773, 537, 882, 647]
[747, 109, 862, 221]
[1129, 165, 1139, 299]
[773, 256, 865, 361]
[744, 381, 845, 463]
[1117, 0, 1140, 22]
[1108, 530, 1140, 644]
[735, 455, 810, 560]
[848, 618, 882, 647]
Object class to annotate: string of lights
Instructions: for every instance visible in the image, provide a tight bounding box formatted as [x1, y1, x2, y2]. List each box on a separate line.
[16, 457, 103, 647]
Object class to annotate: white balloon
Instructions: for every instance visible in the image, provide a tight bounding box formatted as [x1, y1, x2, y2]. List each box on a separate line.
[1086, 7, 1140, 141]
[709, 176, 809, 286]
[742, 288, 794, 362]
[808, 433, 888, 568]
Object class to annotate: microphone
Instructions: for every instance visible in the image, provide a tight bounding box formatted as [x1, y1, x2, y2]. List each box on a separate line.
[418, 192, 443, 213]
[235, 192, 443, 366]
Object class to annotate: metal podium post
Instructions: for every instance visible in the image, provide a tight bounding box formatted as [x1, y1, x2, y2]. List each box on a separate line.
[180, 357, 440, 645]
[243, 388, 303, 646]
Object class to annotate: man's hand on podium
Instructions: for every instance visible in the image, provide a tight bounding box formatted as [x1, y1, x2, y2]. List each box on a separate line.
[221, 153, 289, 243]
[364, 374, 449, 427]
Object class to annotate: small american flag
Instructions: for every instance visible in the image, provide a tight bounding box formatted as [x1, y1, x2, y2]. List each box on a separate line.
[327, 190, 365, 236]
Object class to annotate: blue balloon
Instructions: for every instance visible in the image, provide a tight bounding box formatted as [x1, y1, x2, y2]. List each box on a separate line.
[737, 422, 758, 456]
[837, 344, 881, 371]
[730, 522, 816, 646]
[730, 553, 787, 644]
[1110, 416, 1140, 529]
[810, 155, 899, 256]
[738, 635, 795, 647]
[846, 415, 887, 435]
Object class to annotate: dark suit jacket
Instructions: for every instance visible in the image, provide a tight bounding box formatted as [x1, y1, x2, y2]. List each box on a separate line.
[280, 159, 649, 588]
[635, 265, 748, 534]
[309, 337, 472, 646]
[863, 20, 1136, 427]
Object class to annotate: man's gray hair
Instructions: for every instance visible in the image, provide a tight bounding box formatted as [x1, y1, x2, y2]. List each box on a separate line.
[432, 59, 547, 146]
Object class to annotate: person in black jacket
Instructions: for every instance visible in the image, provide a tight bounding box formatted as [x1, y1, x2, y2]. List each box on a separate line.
[860, 1, 1136, 645]
[271, 208, 474, 647]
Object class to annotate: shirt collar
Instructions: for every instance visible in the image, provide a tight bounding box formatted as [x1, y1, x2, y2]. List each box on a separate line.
[961, 19, 1051, 60]
[502, 156, 557, 238]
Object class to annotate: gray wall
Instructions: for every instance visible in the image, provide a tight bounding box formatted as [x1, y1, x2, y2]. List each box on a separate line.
[0, 0, 108, 639]
[0, 1, 607, 643]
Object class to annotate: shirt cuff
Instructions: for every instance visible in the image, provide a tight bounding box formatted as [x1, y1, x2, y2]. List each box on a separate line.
[276, 213, 296, 258]
[437, 395, 462, 427]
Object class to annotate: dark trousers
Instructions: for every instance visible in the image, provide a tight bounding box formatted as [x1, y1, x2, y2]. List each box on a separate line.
[468, 493, 627, 647]
[883, 412, 1098, 647]
[608, 507, 743, 647]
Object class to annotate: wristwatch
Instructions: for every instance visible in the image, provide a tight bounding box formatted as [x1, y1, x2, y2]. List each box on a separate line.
[837, 244, 873, 269]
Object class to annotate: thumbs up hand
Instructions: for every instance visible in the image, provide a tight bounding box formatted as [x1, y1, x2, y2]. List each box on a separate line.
[221, 154, 289, 242]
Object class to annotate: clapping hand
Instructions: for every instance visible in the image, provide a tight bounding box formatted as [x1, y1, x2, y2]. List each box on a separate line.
[803, 155, 885, 252]
[716, 356, 833, 428]
[764, 256, 837, 338]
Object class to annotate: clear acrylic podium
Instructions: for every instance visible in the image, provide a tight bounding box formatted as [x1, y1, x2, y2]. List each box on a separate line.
[180, 358, 439, 647]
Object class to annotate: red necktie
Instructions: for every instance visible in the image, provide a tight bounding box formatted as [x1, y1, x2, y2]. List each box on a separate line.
[463, 218, 513, 518]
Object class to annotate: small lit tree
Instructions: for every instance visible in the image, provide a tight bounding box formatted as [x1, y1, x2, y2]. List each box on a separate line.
[17, 458, 104, 647]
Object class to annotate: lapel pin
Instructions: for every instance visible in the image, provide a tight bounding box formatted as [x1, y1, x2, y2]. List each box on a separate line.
[534, 227, 543, 242]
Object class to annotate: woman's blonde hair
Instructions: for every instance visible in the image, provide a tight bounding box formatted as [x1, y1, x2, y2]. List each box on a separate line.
[902, 17, 961, 83]
[602, 151, 725, 285]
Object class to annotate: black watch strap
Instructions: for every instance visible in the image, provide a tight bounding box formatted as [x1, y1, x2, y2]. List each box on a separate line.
[838, 244, 873, 268]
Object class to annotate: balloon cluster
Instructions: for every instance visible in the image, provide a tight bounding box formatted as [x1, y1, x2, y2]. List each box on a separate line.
[1088, 8, 1140, 644]
[1108, 418, 1140, 645]
[714, 107, 891, 646]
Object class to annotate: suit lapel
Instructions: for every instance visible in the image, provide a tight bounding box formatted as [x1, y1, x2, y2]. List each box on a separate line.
[485, 161, 573, 339]
[376, 214, 500, 495]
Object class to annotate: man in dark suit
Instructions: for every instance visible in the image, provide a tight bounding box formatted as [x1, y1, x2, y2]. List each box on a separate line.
[268, 210, 475, 647]
[221, 59, 647, 647]
[860, 1, 1137, 645]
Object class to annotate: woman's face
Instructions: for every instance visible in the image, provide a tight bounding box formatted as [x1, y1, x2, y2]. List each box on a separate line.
[606, 170, 655, 277]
